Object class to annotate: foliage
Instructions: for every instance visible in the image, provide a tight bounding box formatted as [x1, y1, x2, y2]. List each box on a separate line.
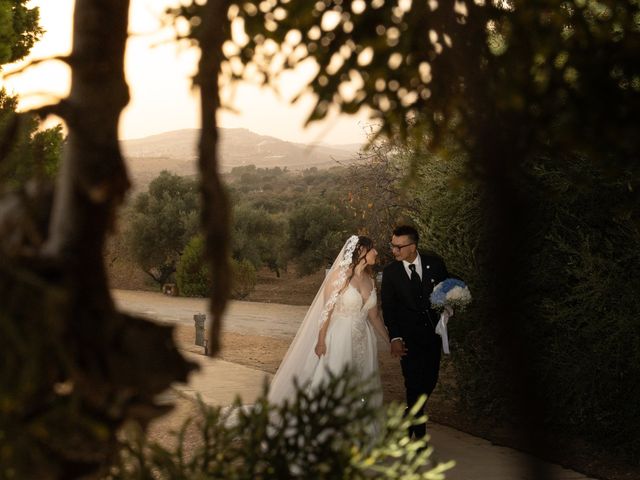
[231, 202, 287, 276]
[225, 165, 372, 276]
[406, 147, 640, 459]
[230, 257, 257, 300]
[126, 171, 199, 287]
[517, 158, 640, 454]
[225, 165, 348, 214]
[0, 0, 43, 65]
[227, 165, 289, 192]
[287, 198, 356, 275]
[176, 235, 258, 299]
[171, 0, 640, 171]
[176, 235, 210, 297]
[124, 165, 395, 288]
[344, 139, 419, 265]
[123, 166, 368, 290]
[473, 1, 640, 168]
[109, 371, 453, 479]
[0, 89, 64, 188]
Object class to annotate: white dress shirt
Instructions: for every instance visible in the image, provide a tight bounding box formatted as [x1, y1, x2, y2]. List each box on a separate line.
[402, 254, 423, 280]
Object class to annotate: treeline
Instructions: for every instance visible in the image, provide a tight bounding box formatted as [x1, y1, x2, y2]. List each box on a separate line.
[120, 164, 375, 298]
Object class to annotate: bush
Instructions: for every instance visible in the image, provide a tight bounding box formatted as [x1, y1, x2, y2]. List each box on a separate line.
[109, 371, 454, 479]
[517, 158, 640, 452]
[176, 235, 209, 297]
[230, 258, 256, 300]
[409, 151, 640, 459]
[177, 237, 258, 299]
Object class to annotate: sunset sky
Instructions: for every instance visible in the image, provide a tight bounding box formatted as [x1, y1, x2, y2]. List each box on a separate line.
[2, 0, 370, 145]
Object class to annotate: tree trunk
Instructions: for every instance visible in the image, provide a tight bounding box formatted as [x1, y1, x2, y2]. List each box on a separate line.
[23, 1, 196, 475]
[45, 0, 130, 269]
[459, 8, 555, 478]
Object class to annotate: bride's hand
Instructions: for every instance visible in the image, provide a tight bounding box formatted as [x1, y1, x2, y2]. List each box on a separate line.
[315, 341, 327, 357]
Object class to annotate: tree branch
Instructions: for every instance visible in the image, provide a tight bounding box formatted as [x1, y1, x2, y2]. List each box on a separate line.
[44, 0, 131, 260]
[143, 268, 161, 284]
[1, 55, 72, 79]
[195, 0, 232, 357]
[21, 100, 72, 122]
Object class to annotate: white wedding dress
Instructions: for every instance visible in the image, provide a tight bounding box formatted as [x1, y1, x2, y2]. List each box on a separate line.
[305, 284, 380, 393]
[267, 236, 383, 411]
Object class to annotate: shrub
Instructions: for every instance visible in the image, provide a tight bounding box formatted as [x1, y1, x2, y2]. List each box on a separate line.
[409, 152, 640, 459]
[109, 371, 454, 479]
[177, 237, 258, 299]
[230, 258, 257, 300]
[176, 235, 209, 297]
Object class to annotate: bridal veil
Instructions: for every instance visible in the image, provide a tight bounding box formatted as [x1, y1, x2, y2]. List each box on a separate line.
[267, 235, 360, 406]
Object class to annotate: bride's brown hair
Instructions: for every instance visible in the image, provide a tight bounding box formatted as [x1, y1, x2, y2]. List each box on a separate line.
[343, 236, 374, 288]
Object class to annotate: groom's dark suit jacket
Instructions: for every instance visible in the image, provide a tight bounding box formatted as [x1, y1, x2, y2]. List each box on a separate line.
[381, 250, 449, 438]
[381, 251, 449, 343]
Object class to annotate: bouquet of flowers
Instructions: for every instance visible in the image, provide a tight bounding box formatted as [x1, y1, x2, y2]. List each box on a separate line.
[429, 278, 472, 354]
[430, 278, 472, 312]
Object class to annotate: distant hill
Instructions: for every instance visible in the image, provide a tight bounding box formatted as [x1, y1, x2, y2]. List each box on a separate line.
[121, 128, 362, 190]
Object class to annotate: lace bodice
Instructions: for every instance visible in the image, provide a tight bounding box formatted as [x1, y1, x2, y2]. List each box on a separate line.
[333, 284, 377, 318]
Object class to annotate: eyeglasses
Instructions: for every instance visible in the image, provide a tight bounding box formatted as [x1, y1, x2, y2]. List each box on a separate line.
[389, 242, 415, 251]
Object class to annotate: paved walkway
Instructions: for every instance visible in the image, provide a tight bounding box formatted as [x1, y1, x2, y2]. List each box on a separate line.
[116, 290, 598, 480]
[175, 352, 596, 480]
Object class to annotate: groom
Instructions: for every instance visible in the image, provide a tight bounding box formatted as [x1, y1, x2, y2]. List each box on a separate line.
[381, 225, 449, 439]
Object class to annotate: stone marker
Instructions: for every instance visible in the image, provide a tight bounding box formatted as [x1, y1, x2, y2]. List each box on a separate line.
[194, 313, 206, 347]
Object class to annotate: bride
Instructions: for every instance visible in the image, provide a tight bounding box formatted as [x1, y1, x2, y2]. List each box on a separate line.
[267, 235, 390, 407]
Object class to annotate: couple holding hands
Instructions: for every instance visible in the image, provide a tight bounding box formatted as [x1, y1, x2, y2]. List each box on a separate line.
[268, 225, 454, 440]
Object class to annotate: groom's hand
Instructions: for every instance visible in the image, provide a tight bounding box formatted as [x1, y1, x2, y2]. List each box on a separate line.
[390, 338, 407, 357]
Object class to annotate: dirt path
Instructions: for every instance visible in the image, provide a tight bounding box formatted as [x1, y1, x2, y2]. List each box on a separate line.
[114, 288, 411, 402]
[113, 289, 308, 338]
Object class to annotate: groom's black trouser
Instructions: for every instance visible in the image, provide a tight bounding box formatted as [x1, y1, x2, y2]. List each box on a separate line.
[401, 330, 442, 439]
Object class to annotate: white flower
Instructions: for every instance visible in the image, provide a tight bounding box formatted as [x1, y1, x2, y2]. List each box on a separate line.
[446, 286, 471, 303]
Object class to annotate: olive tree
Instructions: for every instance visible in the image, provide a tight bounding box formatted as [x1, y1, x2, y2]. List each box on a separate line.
[126, 171, 199, 287]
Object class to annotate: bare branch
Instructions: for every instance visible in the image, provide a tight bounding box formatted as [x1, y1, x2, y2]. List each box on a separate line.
[2, 55, 71, 79]
[20, 100, 71, 122]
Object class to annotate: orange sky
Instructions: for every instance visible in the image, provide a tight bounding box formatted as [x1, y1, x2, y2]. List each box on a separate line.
[1, 0, 369, 145]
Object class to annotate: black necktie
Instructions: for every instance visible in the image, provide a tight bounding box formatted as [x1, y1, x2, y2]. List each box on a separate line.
[409, 264, 422, 296]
